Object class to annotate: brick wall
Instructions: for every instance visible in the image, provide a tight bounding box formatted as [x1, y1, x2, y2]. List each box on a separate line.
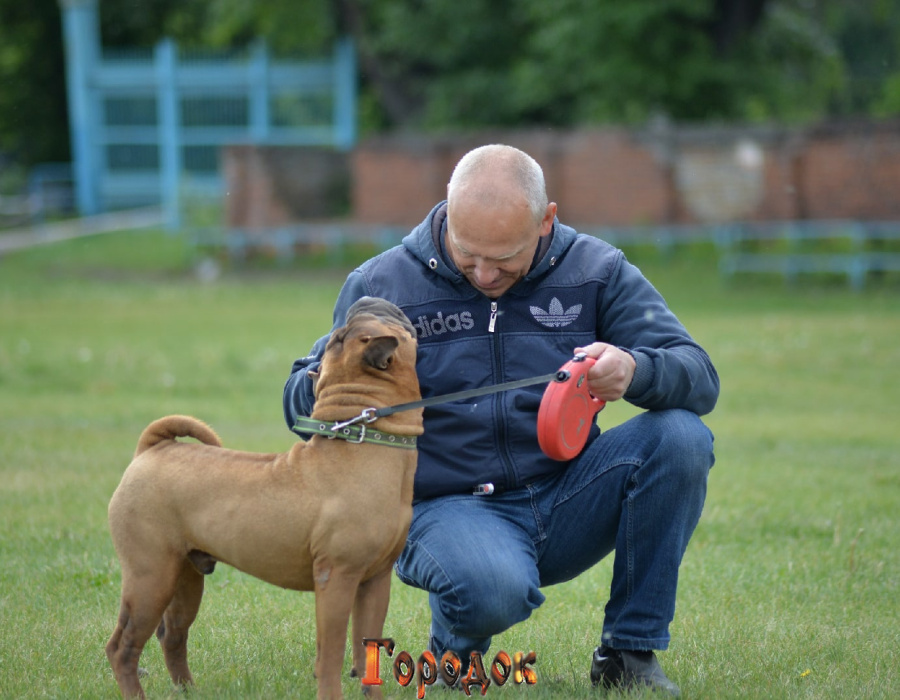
[224, 120, 900, 229]
[223, 145, 350, 228]
[798, 123, 900, 220]
[352, 121, 900, 227]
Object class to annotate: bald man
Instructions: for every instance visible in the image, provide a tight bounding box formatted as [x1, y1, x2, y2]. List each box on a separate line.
[284, 144, 718, 696]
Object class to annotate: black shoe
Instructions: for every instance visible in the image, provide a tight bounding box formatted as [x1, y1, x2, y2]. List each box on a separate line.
[590, 645, 680, 696]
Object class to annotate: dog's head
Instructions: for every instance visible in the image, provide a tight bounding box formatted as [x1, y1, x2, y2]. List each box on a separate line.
[343, 296, 417, 339]
[313, 298, 420, 416]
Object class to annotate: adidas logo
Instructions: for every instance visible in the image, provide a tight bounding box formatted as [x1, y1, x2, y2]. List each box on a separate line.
[530, 298, 582, 328]
[413, 310, 475, 338]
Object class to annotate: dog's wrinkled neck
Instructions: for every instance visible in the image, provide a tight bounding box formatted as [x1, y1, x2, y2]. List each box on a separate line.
[312, 382, 424, 437]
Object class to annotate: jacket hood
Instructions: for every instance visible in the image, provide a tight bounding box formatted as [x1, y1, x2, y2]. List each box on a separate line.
[401, 201, 579, 295]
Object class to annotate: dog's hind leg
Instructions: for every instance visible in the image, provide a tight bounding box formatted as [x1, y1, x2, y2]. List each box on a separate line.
[157, 559, 205, 688]
[106, 603, 148, 699]
[106, 566, 180, 699]
[350, 568, 392, 683]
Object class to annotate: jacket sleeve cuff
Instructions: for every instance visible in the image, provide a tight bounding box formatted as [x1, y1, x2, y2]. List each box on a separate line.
[282, 360, 320, 432]
[622, 349, 653, 400]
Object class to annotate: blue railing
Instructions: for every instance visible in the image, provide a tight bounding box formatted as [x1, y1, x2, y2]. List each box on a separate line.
[60, 0, 356, 227]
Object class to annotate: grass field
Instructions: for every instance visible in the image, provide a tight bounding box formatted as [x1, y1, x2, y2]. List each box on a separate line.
[1, 229, 898, 699]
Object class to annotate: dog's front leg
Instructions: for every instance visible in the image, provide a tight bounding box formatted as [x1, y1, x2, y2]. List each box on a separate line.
[314, 560, 362, 700]
[350, 568, 392, 688]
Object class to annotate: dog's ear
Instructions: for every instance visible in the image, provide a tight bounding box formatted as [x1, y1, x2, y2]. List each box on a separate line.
[325, 326, 349, 353]
[308, 369, 320, 397]
[362, 335, 400, 370]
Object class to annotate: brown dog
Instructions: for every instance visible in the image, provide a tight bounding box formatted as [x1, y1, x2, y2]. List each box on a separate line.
[105, 297, 423, 700]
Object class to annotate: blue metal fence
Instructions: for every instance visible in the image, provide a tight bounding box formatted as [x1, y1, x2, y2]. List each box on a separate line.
[59, 0, 356, 227]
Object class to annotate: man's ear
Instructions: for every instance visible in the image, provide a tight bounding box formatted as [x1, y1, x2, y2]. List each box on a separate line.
[540, 202, 557, 237]
[362, 336, 400, 370]
[308, 369, 319, 397]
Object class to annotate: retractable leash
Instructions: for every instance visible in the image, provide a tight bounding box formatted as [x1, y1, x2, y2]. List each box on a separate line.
[295, 353, 606, 464]
[536, 354, 606, 460]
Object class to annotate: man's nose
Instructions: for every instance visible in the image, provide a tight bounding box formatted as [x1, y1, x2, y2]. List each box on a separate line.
[472, 259, 496, 284]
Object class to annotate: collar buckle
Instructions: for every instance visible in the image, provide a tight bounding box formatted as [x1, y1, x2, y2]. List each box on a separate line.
[332, 423, 366, 444]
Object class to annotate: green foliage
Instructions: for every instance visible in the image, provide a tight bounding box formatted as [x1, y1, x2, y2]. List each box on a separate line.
[0, 0, 69, 164]
[874, 71, 900, 115]
[737, 3, 847, 122]
[820, 0, 900, 115]
[99, 0, 336, 55]
[2, 0, 900, 171]
[342, 0, 898, 129]
[160, 0, 336, 56]
[519, 0, 742, 124]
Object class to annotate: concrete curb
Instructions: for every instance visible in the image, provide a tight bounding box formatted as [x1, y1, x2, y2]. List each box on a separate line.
[0, 207, 165, 254]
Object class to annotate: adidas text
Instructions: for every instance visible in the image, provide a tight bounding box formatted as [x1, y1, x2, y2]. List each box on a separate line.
[414, 311, 475, 338]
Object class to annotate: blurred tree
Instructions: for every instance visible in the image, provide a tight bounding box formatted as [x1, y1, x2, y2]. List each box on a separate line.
[99, 0, 337, 56]
[822, 0, 900, 115]
[0, 0, 69, 167]
[1, 0, 897, 172]
[336, 0, 855, 128]
[707, 0, 768, 55]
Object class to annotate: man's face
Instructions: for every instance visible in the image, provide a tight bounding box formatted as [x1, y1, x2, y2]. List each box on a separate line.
[446, 192, 556, 299]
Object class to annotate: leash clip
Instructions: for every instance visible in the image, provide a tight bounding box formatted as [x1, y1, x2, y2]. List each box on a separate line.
[328, 407, 378, 439]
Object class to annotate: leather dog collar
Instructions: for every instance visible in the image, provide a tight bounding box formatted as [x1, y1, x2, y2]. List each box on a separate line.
[293, 417, 417, 450]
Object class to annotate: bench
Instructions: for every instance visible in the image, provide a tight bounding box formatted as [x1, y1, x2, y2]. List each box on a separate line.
[716, 221, 900, 289]
[189, 223, 407, 265]
[186, 219, 900, 290]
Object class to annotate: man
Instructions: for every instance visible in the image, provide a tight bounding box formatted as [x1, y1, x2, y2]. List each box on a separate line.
[283, 144, 718, 696]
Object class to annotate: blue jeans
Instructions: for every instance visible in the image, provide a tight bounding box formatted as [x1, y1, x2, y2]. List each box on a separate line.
[394, 409, 714, 659]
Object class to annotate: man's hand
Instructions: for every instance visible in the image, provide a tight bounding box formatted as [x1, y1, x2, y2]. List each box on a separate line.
[573, 343, 636, 402]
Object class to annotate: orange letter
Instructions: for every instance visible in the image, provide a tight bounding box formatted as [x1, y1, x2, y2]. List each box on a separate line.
[361, 638, 394, 686]
[490, 650, 511, 686]
[513, 651, 537, 685]
[460, 652, 491, 696]
[416, 650, 438, 699]
[393, 650, 415, 687]
[439, 651, 461, 687]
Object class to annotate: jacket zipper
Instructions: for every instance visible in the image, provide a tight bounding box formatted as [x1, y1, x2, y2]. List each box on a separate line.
[487, 299, 516, 491]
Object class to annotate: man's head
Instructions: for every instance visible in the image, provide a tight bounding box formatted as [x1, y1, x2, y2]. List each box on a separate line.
[446, 145, 557, 298]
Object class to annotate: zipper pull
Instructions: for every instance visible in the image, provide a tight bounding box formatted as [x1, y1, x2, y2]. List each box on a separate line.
[489, 301, 498, 333]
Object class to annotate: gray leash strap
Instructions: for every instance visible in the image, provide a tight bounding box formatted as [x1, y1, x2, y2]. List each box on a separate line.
[372, 368, 569, 419]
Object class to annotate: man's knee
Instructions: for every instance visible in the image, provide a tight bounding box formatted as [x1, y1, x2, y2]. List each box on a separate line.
[632, 409, 714, 484]
[436, 558, 544, 638]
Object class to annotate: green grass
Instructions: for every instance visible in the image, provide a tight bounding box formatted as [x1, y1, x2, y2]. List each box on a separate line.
[1, 229, 899, 699]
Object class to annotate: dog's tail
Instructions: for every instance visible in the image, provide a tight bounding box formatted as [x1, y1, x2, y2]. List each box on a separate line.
[134, 415, 222, 457]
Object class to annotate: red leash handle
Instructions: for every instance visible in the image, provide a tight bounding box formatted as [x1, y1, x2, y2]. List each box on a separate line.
[537, 355, 606, 461]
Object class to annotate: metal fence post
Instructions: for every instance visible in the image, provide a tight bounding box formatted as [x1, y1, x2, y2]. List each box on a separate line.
[334, 37, 357, 150]
[58, 0, 100, 216]
[156, 38, 181, 229]
[250, 40, 270, 143]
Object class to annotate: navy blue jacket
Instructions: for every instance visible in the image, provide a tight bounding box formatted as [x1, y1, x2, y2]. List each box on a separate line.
[283, 202, 719, 501]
